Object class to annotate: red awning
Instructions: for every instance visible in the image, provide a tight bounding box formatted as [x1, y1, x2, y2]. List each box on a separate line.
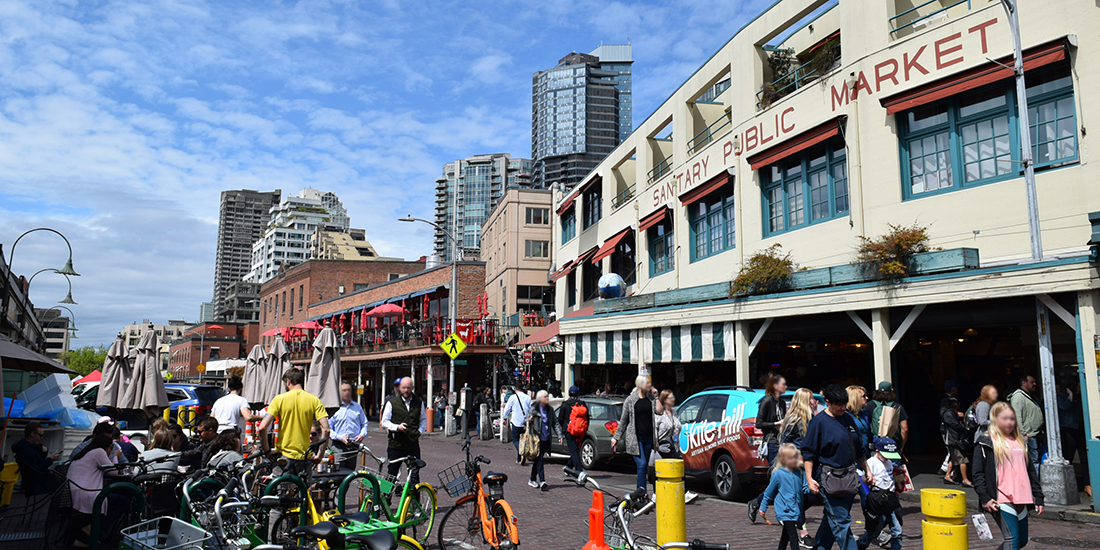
[747, 120, 842, 170]
[556, 175, 601, 216]
[556, 194, 576, 216]
[882, 40, 1067, 115]
[639, 207, 670, 232]
[549, 260, 575, 283]
[515, 320, 559, 347]
[680, 172, 730, 206]
[577, 246, 599, 265]
[591, 228, 633, 264]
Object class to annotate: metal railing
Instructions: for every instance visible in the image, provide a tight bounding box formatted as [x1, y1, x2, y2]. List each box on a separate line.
[285, 316, 503, 357]
[687, 113, 733, 156]
[646, 154, 674, 186]
[756, 55, 837, 110]
[611, 183, 637, 210]
[889, 0, 971, 34]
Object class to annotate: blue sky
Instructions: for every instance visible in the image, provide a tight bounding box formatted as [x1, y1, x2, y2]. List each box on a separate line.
[0, 0, 772, 347]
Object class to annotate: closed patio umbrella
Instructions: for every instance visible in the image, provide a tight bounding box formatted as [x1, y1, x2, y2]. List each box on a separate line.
[119, 330, 168, 415]
[265, 337, 293, 401]
[242, 344, 266, 404]
[305, 328, 341, 408]
[96, 336, 131, 408]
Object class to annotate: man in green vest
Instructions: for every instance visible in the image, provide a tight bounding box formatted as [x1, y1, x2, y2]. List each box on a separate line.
[381, 376, 427, 484]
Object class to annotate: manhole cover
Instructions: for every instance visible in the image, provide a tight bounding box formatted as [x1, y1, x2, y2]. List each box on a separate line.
[1031, 537, 1100, 548]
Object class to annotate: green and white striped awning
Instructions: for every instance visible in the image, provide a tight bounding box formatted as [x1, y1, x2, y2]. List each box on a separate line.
[567, 330, 638, 365]
[643, 323, 735, 363]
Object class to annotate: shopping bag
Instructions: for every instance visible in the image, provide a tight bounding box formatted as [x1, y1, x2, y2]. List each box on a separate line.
[521, 422, 541, 460]
[893, 464, 915, 493]
[878, 405, 901, 438]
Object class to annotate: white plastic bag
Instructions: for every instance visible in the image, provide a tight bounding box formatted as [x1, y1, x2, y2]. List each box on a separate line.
[972, 514, 993, 540]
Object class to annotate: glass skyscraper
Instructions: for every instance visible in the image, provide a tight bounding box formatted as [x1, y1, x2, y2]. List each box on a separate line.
[434, 153, 534, 262]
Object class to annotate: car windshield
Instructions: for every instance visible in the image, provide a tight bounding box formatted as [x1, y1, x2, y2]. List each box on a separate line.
[193, 387, 225, 404]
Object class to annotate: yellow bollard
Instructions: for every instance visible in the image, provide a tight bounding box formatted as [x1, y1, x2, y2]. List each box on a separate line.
[920, 488, 968, 550]
[655, 458, 686, 545]
[177, 405, 186, 426]
[162, 407, 170, 422]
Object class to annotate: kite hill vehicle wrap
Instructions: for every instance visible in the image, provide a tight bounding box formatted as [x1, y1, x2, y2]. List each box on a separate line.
[675, 387, 770, 500]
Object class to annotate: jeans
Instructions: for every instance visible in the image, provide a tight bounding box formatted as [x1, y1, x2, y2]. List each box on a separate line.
[387, 445, 422, 485]
[530, 440, 551, 483]
[992, 505, 1030, 550]
[858, 511, 902, 550]
[633, 436, 654, 491]
[565, 435, 585, 472]
[475, 410, 481, 436]
[436, 407, 446, 428]
[1026, 436, 1040, 478]
[815, 493, 857, 550]
[511, 425, 525, 460]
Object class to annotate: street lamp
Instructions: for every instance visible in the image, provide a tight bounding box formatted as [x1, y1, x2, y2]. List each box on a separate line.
[400, 214, 458, 432]
[8, 227, 80, 278]
[25, 268, 77, 305]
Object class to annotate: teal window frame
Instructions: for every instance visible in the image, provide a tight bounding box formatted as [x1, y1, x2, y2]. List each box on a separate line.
[899, 61, 1077, 200]
[561, 207, 576, 243]
[583, 187, 603, 230]
[648, 222, 675, 277]
[688, 182, 736, 263]
[762, 139, 849, 237]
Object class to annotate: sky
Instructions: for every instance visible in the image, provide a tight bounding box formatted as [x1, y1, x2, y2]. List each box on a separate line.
[0, 0, 773, 348]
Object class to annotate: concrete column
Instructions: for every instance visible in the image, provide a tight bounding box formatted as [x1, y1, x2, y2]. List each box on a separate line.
[871, 309, 892, 385]
[1037, 298, 1079, 505]
[1076, 290, 1100, 505]
[563, 334, 574, 389]
[479, 403, 492, 440]
[637, 332, 648, 377]
[735, 321, 750, 387]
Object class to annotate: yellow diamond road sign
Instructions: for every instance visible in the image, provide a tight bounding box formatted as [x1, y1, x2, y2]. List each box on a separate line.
[442, 333, 467, 360]
[196, 364, 206, 373]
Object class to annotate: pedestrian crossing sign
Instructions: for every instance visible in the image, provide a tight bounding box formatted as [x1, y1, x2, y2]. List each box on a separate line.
[442, 333, 467, 360]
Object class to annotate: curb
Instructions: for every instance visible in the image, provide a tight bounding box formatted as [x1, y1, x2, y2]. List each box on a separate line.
[898, 489, 1100, 525]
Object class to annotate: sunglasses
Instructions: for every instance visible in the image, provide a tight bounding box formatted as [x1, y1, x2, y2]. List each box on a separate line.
[35, 432, 45, 437]
[310, 432, 319, 437]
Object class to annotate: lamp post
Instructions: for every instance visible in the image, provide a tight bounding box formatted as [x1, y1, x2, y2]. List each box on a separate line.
[2, 227, 80, 333]
[400, 215, 458, 433]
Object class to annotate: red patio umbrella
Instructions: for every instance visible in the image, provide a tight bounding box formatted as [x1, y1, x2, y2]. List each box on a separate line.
[365, 303, 408, 317]
[261, 327, 288, 337]
[294, 321, 323, 330]
[206, 324, 224, 331]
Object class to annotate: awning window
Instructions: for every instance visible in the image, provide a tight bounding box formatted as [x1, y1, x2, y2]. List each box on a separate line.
[549, 260, 575, 283]
[639, 207, 670, 232]
[747, 119, 842, 170]
[882, 40, 1067, 115]
[556, 195, 576, 216]
[577, 245, 599, 265]
[591, 228, 633, 264]
[680, 172, 730, 206]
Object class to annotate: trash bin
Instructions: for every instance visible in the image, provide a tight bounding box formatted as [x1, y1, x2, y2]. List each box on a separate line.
[0, 463, 19, 507]
[920, 487, 968, 550]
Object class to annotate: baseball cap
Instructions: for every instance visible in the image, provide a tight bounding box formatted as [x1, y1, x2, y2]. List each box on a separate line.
[874, 437, 902, 460]
[877, 381, 893, 392]
[393, 377, 402, 386]
[569, 385, 580, 396]
[945, 380, 957, 391]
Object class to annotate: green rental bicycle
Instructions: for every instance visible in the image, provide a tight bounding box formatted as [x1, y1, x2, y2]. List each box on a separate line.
[350, 443, 438, 547]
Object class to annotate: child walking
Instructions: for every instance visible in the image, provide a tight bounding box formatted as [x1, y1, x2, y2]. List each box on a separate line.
[858, 437, 904, 550]
[759, 443, 810, 550]
[973, 402, 1044, 550]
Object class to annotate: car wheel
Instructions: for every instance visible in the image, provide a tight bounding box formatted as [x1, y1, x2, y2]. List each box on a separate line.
[580, 438, 598, 470]
[712, 454, 740, 501]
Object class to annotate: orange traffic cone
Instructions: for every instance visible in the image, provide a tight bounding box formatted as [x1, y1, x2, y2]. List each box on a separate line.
[581, 490, 611, 550]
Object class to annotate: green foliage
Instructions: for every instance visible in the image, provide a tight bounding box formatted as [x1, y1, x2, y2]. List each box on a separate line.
[732, 244, 796, 295]
[855, 224, 932, 278]
[810, 37, 842, 75]
[59, 345, 108, 377]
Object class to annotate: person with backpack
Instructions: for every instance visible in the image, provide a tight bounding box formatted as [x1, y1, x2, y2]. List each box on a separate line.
[968, 385, 998, 442]
[941, 394, 974, 487]
[1007, 374, 1043, 477]
[865, 382, 909, 456]
[557, 385, 591, 483]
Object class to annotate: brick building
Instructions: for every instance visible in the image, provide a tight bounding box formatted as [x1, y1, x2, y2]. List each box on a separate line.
[167, 322, 259, 380]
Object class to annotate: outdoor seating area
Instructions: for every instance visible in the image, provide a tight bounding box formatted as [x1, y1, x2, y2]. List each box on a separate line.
[284, 316, 501, 358]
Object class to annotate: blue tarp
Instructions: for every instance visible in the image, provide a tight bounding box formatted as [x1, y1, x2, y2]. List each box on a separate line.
[2, 398, 25, 418]
[44, 407, 100, 429]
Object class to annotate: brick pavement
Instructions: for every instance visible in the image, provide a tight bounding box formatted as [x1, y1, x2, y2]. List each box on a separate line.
[407, 434, 1100, 550]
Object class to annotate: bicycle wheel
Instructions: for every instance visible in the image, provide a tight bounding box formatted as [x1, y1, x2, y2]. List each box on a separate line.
[631, 535, 660, 550]
[437, 498, 488, 550]
[271, 509, 301, 546]
[490, 499, 519, 548]
[397, 534, 427, 550]
[398, 483, 438, 546]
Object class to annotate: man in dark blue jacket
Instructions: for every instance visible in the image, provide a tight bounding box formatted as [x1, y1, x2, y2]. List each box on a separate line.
[12, 421, 60, 496]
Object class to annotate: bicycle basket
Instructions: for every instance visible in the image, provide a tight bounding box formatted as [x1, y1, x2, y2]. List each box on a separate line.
[121, 517, 211, 550]
[436, 461, 473, 498]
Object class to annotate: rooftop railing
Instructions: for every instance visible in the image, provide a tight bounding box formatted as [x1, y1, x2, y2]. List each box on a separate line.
[611, 183, 637, 210]
[646, 154, 674, 186]
[889, 0, 971, 35]
[687, 113, 733, 156]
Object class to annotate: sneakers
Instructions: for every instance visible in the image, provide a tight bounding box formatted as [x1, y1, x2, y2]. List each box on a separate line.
[684, 491, 699, 503]
[748, 497, 760, 524]
[540, 482, 549, 492]
[528, 480, 539, 488]
[799, 535, 814, 549]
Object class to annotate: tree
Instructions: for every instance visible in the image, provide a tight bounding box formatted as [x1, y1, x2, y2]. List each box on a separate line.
[59, 345, 108, 377]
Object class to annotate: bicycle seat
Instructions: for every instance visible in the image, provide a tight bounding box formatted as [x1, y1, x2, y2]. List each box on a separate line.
[331, 511, 373, 525]
[412, 458, 427, 469]
[289, 522, 345, 547]
[346, 530, 398, 550]
[483, 471, 508, 484]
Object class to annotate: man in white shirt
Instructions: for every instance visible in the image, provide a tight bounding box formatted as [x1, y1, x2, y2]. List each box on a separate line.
[380, 377, 427, 484]
[501, 384, 532, 464]
[330, 381, 369, 470]
[212, 376, 257, 434]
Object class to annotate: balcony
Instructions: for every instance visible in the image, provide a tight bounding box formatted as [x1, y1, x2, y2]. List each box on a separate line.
[611, 183, 636, 211]
[890, 0, 975, 38]
[687, 112, 733, 156]
[757, 35, 841, 111]
[646, 154, 674, 186]
[286, 317, 505, 359]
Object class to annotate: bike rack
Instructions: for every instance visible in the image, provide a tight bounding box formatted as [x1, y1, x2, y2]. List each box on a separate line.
[89, 482, 146, 550]
[262, 473, 311, 543]
[336, 471, 385, 519]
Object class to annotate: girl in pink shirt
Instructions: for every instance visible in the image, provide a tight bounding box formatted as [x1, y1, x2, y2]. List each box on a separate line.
[67, 434, 128, 545]
[972, 402, 1044, 550]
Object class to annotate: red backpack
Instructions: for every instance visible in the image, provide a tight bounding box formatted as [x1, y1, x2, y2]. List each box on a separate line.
[567, 401, 589, 438]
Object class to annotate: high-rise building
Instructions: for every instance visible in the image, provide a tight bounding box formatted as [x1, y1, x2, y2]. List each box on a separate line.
[212, 189, 281, 318]
[34, 309, 71, 358]
[434, 154, 533, 262]
[532, 45, 632, 189]
[199, 302, 214, 322]
[247, 188, 351, 284]
[221, 281, 262, 323]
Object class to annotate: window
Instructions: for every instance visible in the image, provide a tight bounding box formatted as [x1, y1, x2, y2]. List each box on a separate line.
[561, 207, 576, 242]
[690, 182, 737, 261]
[388, 274, 403, 281]
[299, 285, 303, 310]
[567, 271, 577, 307]
[526, 207, 550, 225]
[699, 395, 730, 423]
[353, 283, 370, 291]
[676, 395, 705, 424]
[610, 236, 636, 285]
[583, 186, 602, 229]
[762, 140, 848, 236]
[899, 61, 1077, 198]
[289, 289, 294, 318]
[525, 240, 550, 258]
[582, 261, 602, 302]
[648, 221, 675, 277]
[281, 292, 286, 316]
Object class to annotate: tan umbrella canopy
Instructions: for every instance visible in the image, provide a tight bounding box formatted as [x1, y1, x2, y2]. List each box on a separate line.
[242, 344, 266, 404]
[0, 335, 75, 459]
[96, 336, 131, 408]
[119, 330, 168, 415]
[305, 328, 341, 408]
[265, 337, 293, 401]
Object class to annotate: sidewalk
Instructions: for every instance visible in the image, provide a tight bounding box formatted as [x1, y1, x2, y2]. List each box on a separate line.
[902, 472, 1100, 525]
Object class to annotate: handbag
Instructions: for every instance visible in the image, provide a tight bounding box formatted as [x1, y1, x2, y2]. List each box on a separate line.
[819, 416, 861, 498]
[521, 419, 541, 460]
[865, 487, 901, 516]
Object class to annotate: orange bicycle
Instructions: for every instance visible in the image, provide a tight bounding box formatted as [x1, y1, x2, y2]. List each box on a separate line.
[436, 438, 520, 549]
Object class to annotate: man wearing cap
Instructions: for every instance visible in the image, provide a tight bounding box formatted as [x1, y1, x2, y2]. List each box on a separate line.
[864, 381, 909, 454]
[557, 386, 590, 484]
[858, 437, 903, 550]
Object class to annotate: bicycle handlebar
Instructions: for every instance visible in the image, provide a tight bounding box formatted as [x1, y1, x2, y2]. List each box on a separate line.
[475, 455, 490, 465]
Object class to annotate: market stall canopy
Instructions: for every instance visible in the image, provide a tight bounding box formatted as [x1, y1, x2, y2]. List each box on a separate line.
[119, 330, 168, 415]
[96, 337, 131, 408]
[73, 369, 101, 385]
[514, 320, 560, 348]
[305, 328, 341, 408]
[242, 344, 266, 404]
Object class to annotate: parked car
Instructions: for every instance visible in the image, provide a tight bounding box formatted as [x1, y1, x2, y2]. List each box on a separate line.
[77, 383, 225, 429]
[71, 381, 100, 399]
[550, 395, 628, 470]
